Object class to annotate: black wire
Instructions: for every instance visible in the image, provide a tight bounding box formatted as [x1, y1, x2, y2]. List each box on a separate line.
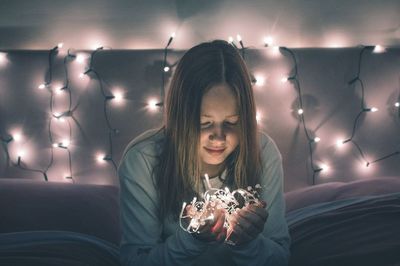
[12, 46, 60, 181]
[280, 47, 319, 184]
[345, 45, 399, 168]
[87, 48, 118, 174]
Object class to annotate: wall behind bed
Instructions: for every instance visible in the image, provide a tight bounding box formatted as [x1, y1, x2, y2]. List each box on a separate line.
[1, 46, 399, 191]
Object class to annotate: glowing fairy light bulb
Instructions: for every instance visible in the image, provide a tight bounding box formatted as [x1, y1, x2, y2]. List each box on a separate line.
[93, 44, 103, 50]
[12, 132, 22, 142]
[147, 99, 159, 111]
[62, 139, 70, 147]
[76, 53, 86, 64]
[272, 46, 280, 54]
[170, 32, 176, 38]
[256, 111, 262, 123]
[0, 52, 7, 65]
[236, 34, 242, 42]
[79, 73, 85, 79]
[57, 42, 64, 49]
[395, 102, 400, 107]
[373, 45, 385, 53]
[164, 66, 170, 72]
[371, 107, 378, 112]
[314, 137, 321, 143]
[298, 109, 304, 115]
[320, 163, 329, 172]
[254, 75, 265, 86]
[263, 36, 274, 46]
[228, 36, 234, 43]
[281, 77, 288, 83]
[17, 149, 25, 159]
[336, 139, 345, 148]
[113, 90, 123, 103]
[96, 153, 106, 163]
[38, 83, 46, 90]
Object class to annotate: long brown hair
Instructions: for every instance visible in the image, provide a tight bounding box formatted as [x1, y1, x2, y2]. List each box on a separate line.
[156, 40, 262, 220]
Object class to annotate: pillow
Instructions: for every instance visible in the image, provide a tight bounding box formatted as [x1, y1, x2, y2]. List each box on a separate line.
[285, 177, 400, 213]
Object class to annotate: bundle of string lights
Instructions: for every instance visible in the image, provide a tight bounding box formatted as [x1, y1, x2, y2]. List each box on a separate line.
[179, 173, 262, 245]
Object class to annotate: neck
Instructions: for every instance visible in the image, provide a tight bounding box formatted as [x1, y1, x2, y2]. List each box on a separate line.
[200, 162, 225, 178]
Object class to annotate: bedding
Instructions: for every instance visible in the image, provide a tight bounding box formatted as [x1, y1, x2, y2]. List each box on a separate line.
[285, 178, 400, 266]
[0, 231, 120, 266]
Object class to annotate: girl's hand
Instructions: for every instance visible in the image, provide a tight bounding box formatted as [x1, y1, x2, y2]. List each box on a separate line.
[226, 201, 268, 246]
[193, 207, 227, 243]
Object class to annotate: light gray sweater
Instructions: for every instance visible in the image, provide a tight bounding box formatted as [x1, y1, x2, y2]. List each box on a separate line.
[118, 128, 290, 266]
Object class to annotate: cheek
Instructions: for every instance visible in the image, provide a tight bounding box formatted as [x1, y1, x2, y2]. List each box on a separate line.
[227, 132, 240, 148]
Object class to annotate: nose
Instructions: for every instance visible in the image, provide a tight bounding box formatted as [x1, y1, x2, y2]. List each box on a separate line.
[209, 125, 226, 142]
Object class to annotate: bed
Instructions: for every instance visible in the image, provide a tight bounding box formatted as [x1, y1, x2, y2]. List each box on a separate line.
[285, 177, 400, 266]
[0, 177, 399, 265]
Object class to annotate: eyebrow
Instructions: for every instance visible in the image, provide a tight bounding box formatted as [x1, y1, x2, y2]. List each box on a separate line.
[201, 114, 239, 118]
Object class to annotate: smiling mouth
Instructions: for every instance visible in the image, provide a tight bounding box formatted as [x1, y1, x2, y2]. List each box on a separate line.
[204, 147, 226, 155]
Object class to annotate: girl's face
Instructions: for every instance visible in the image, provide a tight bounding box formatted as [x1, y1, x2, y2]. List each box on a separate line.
[199, 83, 240, 175]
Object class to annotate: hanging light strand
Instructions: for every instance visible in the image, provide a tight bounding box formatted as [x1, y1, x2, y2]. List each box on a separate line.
[344, 45, 399, 167]
[160, 33, 176, 111]
[85, 47, 118, 172]
[280, 47, 321, 185]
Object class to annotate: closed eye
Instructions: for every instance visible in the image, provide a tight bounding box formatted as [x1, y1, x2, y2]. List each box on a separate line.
[201, 122, 212, 128]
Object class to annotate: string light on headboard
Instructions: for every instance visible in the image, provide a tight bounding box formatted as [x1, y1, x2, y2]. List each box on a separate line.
[263, 36, 274, 47]
[279, 46, 322, 185]
[83, 46, 119, 172]
[10, 44, 69, 181]
[158, 32, 176, 111]
[342, 45, 399, 168]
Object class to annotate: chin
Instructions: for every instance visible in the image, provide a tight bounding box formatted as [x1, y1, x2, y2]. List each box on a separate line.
[202, 153, 227, 165]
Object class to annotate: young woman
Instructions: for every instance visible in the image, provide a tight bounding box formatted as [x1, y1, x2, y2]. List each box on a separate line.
[118, 40, 290, 265]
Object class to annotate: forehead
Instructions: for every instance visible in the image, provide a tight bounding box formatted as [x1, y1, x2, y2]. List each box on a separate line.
[201, 84, 238, 116]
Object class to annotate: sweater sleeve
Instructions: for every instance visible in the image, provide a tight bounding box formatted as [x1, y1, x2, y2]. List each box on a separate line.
[118, 146, 208, 266]
[229, 134, 291, 266]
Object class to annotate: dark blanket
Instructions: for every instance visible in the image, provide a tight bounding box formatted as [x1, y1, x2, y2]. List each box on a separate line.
[287, 193, 400, 266]
[0, 231, 120, 266]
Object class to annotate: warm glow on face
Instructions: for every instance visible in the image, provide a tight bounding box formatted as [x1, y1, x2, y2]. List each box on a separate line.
[199, 84, 240, 170]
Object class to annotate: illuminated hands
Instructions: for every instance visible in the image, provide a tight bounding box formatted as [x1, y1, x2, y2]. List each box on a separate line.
[179, 183, 264, 245]
[226, 201, 268, 246]
[181, 200, 227, 243]
[193, 206, 227, 243]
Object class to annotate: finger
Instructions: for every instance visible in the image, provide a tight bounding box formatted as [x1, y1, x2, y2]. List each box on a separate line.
[246, 205, 269, 222]
[235, 214, 261, 238]
[229, 221, 253, 244]
[216, 227, 227, 243]
[237, 209, 265, 233]
[211, 210, 225, 234]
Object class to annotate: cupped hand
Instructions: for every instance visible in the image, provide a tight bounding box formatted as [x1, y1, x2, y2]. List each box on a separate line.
[226, 201, 268, 246]
[193, 207, 227, 242]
